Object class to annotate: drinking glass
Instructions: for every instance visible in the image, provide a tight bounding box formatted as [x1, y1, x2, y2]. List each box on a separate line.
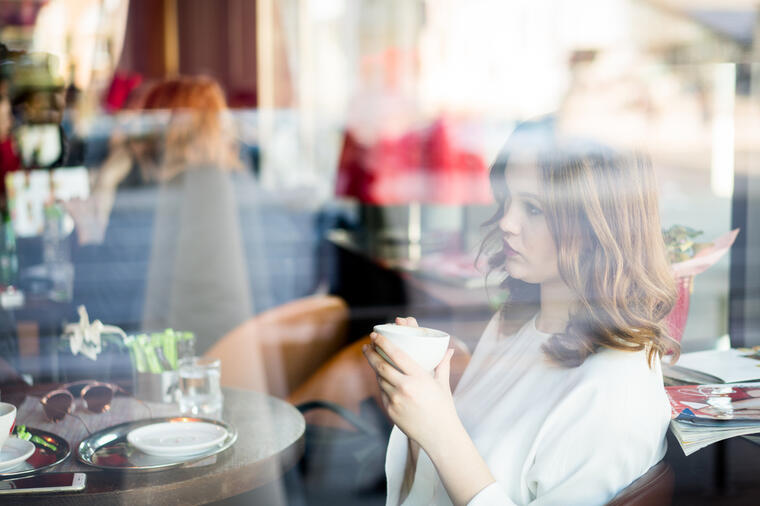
[177, 357, 223, 417]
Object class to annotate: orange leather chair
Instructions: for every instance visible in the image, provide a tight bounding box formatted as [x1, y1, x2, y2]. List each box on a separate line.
[288, 334, 472, 429]
[204, 295, 349, 398]
[606, 460, 674, 506]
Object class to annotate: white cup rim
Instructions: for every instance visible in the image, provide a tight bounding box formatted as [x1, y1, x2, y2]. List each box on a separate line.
[373, 323, 449, 339]
[0, 402, 16, 413]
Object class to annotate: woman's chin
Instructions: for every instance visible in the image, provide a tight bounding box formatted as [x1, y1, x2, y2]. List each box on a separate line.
[507, 270, 541, 284]
[505, 260, 546, 285]
[505, 269, 525, 282]
[504, 262, 525, 281]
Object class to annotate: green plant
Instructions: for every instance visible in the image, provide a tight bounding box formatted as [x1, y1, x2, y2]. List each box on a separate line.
[662, 225, 713, 264]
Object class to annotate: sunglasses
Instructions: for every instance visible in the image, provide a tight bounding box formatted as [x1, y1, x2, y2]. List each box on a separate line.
[40, 381, 151, 432]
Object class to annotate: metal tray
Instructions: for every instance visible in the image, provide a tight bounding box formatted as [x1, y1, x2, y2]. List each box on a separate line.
[0, 427, 71, 480]
[77, 416, 237, 471]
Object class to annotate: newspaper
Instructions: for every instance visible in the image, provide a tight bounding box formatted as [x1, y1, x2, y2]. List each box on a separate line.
[667, 383, 760, 455]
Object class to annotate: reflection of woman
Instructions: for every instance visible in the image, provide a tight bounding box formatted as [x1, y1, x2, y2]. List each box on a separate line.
[71, 76, 242, 244]
[139, 77, 254, 354]
[364, 128, 678, 504]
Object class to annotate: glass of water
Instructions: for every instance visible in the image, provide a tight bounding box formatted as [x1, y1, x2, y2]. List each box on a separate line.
[177, 357, 223, 417]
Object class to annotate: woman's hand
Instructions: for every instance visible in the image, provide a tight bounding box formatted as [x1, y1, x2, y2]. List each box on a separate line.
[395, 316, 419, 328]
[363, 317, 459, 452]
[367, 317, 497, 505]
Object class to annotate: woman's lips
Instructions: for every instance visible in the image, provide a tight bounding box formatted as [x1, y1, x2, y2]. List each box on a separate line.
[505, 242, 520, 257]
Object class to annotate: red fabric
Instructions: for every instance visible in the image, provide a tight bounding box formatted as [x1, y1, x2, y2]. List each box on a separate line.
[664, 276, 693, 343]
[0, 137, 21, 198]
[336, 118, 492, 205]
[103, 72, 143, 112]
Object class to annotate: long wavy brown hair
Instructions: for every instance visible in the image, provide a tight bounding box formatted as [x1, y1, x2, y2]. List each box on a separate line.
[480, 127, 678, 367]
[141, 76, 241, 180]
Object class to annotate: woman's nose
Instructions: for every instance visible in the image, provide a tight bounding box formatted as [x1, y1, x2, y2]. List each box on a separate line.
[499, 201, 520, 236]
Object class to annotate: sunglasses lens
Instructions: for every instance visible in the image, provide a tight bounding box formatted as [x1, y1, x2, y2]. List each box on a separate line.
[83, 385, 113, 413]
[43, 393, 71, 422]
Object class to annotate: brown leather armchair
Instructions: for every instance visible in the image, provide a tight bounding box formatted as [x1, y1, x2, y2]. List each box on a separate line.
[606, 460, 674, 506]
[204, 295, 349, 398]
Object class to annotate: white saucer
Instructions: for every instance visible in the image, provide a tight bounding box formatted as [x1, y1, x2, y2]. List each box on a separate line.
[127, 421, 229, 457]
[0, 437, 36, 472]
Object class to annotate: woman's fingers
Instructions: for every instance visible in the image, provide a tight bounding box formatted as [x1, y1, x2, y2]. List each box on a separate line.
[370, 332, 425, 376]
[395, 316, 419, 327]
[434, 348, 455, 388]
[377, 376, 396, 395]
[379, 391, 390, 410]
[363, 343, 404, 383]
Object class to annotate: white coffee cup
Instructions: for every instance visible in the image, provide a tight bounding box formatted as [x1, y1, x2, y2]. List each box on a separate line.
[0, 402, 17, 448]
[373, 323, 450, 372]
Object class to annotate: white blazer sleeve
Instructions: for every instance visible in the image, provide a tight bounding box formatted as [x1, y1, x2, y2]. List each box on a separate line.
[523, 382, 667, 505]
[472, 378, 667, 506]
[464, 391, 629, 506]
[467, 482, 516, 505]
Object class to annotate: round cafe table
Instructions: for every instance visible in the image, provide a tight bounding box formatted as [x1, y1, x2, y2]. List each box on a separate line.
[11, 387, 305, 505]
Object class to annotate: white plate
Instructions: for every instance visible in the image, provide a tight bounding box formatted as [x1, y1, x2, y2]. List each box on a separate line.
[0, 437, 36, 472]
[127, 421, 229, 457]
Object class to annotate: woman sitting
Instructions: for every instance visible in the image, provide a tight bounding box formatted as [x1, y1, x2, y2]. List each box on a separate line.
[364, 130, 677, 505]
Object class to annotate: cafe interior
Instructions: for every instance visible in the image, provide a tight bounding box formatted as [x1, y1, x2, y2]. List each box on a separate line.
[0, 0, 759, 504]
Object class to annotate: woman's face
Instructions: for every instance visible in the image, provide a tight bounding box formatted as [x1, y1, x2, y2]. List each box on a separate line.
[498, 158, 561, 285]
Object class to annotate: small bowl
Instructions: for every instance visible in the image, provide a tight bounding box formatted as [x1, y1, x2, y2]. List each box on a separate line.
[373, 324, 450, 372]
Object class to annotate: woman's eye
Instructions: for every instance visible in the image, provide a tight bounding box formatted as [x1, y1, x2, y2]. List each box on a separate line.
[525, 203, 543, 216]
